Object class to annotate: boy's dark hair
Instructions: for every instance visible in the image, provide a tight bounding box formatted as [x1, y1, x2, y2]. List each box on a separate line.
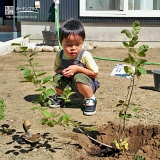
[59, 18, 85, 43]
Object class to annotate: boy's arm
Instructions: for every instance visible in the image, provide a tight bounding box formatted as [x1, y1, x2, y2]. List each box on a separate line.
[79, 51, 99, 78]
[62, 51, 99, 78]
[62, 65, 98, 78]
[83, 51, 99, 74]
[54, 52, 62, 73]
[76, 66, 98, 78]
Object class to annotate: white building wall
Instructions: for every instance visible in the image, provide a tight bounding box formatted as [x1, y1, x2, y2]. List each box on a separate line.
[21, 21, 160, 48]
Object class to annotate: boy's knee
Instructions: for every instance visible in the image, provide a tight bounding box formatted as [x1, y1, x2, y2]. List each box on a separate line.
[74, 73, 89, 81]
[73, 73, 90, 87]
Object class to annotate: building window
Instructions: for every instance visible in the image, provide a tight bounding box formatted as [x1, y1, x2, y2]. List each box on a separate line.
[80, 0, 160, 17]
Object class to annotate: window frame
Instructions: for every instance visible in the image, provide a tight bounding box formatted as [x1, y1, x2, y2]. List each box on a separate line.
[79, 0, 160, 17]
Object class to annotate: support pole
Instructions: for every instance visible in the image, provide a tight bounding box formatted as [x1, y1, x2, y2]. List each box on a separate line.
[13, 0, 17, 39]
[54, 0, 62, 50]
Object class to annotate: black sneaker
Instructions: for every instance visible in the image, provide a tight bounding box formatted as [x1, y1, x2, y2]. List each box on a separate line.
[50, 94, 64, 108]
[83, 98, 97, 116]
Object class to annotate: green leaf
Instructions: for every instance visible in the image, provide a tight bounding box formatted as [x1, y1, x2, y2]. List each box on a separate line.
[129, 40, 138, 47]
[11, 43, 21, 46]
[19, 58, 27, 62]
[58, 95, 66, 100]
[0, 99, 6, 120]
[90, 126, 97, 131]
[29, 58, 34, 62]
[129, 103, 137, 106]
[121, 29, 132, 38]
[24, 34, 31, 39]
[30, 51, 37, 57]
[30, 106, 42, 110]
[116, 100, 127, 107]
[35, 86, 46, 91]
[116, 103, 122, 107]
[40, 117, 48, 125]
[122, 41, 129, 48]
[128, 53, 137, 65]
[125, 114, 132, 119]
[138, 45, 149, 56]
[39, 94, 47, 102]
[138, 52, 146, 57]
[47, 99, 52, 105]
[124, 66, 134, 75]
[65, 99, 71, 103]
[65, 124, 71, 129]
[46, 88, 56, 97]
[132, 108, 139, 112]
[37, 72, 46, 77]
[135, 69, 141, 78]
[138, 59, 147, 65]
[132, 21, 140, 35]
[23, 68, 31, 77]
[123, 58, 130, 63]
[40, 109, 50, 117]
[137, 66, 147, 75]
[58, 116, 63, 123]
[47, 120, 56, 127]
[19, 52, 27, 56]
[119, 111, 124, 118]
[132, 21, 140, 28]
[53, 74, 62, 84]
[132, 26, 140, 35]
[119, 100, 124, 104]
[132, 35, 138, 42]
[42, 76, 53, 84]
[50, 112, 60, 118]
[63, 114, 71, 122]
[63, 86, 72, 95]
[67, 92, 76, 98]
[25, 75, 34, 82]
[20, 46, 28, 51]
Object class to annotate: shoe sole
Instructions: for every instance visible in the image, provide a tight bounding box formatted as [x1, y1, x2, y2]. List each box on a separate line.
[49, 104, 60, 108]
[83, 110, 96, 116]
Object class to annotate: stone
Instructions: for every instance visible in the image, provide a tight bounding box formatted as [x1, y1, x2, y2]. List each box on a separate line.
[42, 46, 54, 52]
[53, 46, 60, 52]
[89, 42, 97, 48]
[83, 44, 94, 50]
[34, 46, 43, 52]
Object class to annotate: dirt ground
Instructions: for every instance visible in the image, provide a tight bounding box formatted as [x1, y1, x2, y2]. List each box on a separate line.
[0, 47, 160, 160]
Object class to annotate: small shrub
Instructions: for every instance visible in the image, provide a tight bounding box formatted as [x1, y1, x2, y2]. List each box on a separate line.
[113, 21, 149, 152]
[0, 98, 6, 120]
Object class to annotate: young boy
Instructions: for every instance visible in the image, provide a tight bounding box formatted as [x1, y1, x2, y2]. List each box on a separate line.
[52, 18, 100, 116]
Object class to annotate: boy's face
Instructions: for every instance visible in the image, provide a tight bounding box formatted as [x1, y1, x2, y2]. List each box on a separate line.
[61, 34, 83, 58]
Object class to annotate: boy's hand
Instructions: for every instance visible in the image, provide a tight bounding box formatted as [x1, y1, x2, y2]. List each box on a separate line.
[62, 65, 78, 78]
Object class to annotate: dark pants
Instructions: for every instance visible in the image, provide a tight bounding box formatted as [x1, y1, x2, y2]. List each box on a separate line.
[53, 73, 100, 98]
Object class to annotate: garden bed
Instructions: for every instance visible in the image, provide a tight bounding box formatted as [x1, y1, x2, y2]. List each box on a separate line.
[0, 47, 159, 160]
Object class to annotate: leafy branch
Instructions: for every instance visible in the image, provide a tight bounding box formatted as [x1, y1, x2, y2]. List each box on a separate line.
[12, 36, 113, 149]
[0, 98, 6, 120]
[113, 21, 149, 151]
[0, 98, 7, 135]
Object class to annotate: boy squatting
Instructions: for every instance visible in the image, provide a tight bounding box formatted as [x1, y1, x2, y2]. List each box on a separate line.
[51, 18, 100, 116]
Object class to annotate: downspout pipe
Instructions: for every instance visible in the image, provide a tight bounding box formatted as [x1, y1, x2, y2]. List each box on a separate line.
[13, 0, 17, 39]
[54, 0, 62, 50]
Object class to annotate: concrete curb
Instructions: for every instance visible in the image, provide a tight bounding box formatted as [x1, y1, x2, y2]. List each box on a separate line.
[0, 39, 96, 56]
[0, 37, 29, 56]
